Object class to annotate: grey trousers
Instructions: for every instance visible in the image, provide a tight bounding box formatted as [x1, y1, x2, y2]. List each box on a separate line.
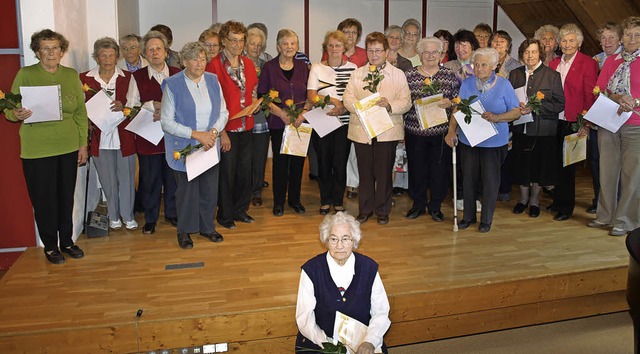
[93, 149, 136, 223]
[460, 144, 507, 224]
[173, 164, 219, 235]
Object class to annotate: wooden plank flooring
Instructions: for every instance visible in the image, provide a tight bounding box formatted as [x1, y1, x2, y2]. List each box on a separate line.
[0, 162, 629, 353]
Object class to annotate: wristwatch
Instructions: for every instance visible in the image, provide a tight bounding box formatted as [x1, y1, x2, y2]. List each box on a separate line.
[211, 128, 219, 136]
[635, 98, 640, 107]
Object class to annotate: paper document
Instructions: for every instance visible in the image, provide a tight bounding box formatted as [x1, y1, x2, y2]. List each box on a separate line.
[562, 133, 587, 167]
[353, 93, 394, 139]
[280, 123, 312, 157]
[124, 108, 164, 145]
[20, 85, 62, 123]
[185, 141, 220, 181]
[85, 89, 124, 132]
[333, 311, 383, 354]
[303, 106, 342, 138]
[513, 86, 533, 125]
[414, 94, 448, 129]
[231, 97, 263, 120]
[583, 94, 633, 133]
[453, 100, 497, 147]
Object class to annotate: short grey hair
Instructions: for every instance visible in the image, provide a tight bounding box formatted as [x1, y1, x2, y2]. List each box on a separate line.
[472, 47, 499, 67]
[247, 27, 266, 46]
[180, 41, 209, 62]
[319, 212, 362, 249]
[142, 30, 169, 53]
[534, 25, 560, 43]
[276, 29, 299, 49]
[92, 37, 120, 61]
[417, 36, 444, 54]
[402, 18, 421, 39]
[119, 34, 141, 46]
[559, 23, 584, 46]
[384, 25, 402, 38]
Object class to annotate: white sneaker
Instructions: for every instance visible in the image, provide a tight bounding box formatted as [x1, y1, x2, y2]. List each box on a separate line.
[609, 227, 627, 236]
[125, 219, 138, 230]
[587, 219, 608, 228]
[476, 200, 482, 213]
[109, 219, 122, 230]
[456, 200, 464, 211]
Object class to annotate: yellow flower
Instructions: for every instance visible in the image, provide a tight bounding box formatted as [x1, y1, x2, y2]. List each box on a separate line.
[424, 78, 431, 86]
[269, 90, 279, 99]
[312, 95, 320, 104]
[0, 89, 5, 99]
[173, 151, 181, 160]
[82, 83, 91, 92]
[369, 65, 376, 72]
[285, 99, 294, 107]
[123, 107, 132, 117]
[453, 96, 461, 105]
[535, 91, 545, 100]
[581, 110, 588, 115]
[593, 86, 601, 95]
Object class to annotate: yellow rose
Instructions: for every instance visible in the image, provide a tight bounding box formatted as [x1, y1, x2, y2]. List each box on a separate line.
[0, 89, 5, 99]
[535, 91, 545, 100]
[423, 78, 431, 86]
[453, 96, 461, 105]
[369, 65, 376, 72]
[173, 151, 181, 160]
[581, 110, 588, 115]
[312, 95, 320, 103]
[593, 86, 601, 95]
[123, 107, 132, 117]
[269, 90, 279, 99]
[285, 99, 294, 107]
[82, 83, 90, 92]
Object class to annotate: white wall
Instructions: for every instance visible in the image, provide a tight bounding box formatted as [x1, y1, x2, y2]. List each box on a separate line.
[117, 0, 140, 40]
[497, 5, 525, 61]
[19, 0, 55, 66]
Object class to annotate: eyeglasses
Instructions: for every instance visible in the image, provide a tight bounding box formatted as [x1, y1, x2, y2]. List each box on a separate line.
[327, 43, 344, 49]
[328, 237, 353, 246]
[404, 31, 419, 37]
[625, 32, 640, 40]
[122, 46, 139, 52]
[367, 49, 385, 55]
[40, 46, 61, 53]
[343, 30, 358, 36]
[420, 50, 441, 57]
[226, 37, 245, 45]
[204, 43, 220, 48]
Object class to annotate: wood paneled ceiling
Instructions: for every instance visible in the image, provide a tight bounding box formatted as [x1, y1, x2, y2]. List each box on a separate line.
[496, 0, 640, 56]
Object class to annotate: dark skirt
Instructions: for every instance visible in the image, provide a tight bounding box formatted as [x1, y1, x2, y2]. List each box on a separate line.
[511, 133, 558, 186]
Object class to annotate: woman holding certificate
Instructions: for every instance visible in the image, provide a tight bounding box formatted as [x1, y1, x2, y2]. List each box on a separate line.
[445, 48, 521, 233]
[80, 37, 137, 231]
[403, 37, 459, 222]
[588, 16, 640, 236]
[5, 29, 88, 264]
[160, 42, 228, 249]
[295, 212, 390, 353]
[343, 32, 411, 225]
[257, 29, 310, 217]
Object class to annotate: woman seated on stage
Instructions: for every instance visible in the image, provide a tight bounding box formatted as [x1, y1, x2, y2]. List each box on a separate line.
[295, 212, 391, 354]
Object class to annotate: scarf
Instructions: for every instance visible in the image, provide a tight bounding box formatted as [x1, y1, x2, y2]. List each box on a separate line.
[475, 72, 498, 94]
[220, 50, 247, 106]
[607, 49, 640, 95]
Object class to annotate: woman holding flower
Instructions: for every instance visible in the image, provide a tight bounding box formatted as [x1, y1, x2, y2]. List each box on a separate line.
[343, 32, 411, 225]
[508, 38, 565, 218]
[257, 29, 310, 216]
[80, 37, 137, 231]
[4, 29, 88, 264]
[445, 48, 521, 232]
[403, 37, 459, 222]
[588, 16, 640, 236]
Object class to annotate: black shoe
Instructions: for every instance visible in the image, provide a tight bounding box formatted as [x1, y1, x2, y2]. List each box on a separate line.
[234, 213, 255, 223]
[273, 205, 284, 216]
[142, 222, 156, 234]
[164, 216, 178, 227]
[177, 233, 193, 249]
[512, 202, 527, 214]
[200, 231, 224, 243]
[377, 215, 389, 225]
[586, 204, 597, 214]
[430, 210, 445, 222]
[346, 190, 357, 199]
[218, 219, 237, 229]
[262, 181, 269, 188]
[309, 173, 318, 181]
[392, 187, 404, 196]
[458, 218, 477, 229]
[334, 206, 346, 213]
[478, 222, 491, 233]
[406, 208, 426, 219]
[356, 212, 373, 224]
[319, 206, 331, 215]
[251, 197, 262, 206]
[288, 202, 306, 214]
[546, 204, 559, 212]
[529, 205, 540, 218]
[61, 245, 84, 259]
[45, 250, 65, 264]
[554, 212, 571, 221]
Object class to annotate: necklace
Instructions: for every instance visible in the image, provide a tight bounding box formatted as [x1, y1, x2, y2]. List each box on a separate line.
[279, 60, 293, 70]
[328, 59, 344, 70]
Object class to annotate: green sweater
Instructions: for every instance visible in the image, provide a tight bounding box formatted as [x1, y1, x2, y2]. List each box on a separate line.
[4, 63, 88, 159]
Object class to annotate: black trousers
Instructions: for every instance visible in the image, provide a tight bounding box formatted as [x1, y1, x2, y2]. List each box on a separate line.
[460, 144, 507, 224]
[251, 132, 270, 198]
[173, 164, 219, 235]
[138, 153, 177, 223]
[22, 151, 78, 252]
[312, 125, 350, 207]
[554, 121, 576, 216]
[270, 128, 305, 206]
[354, 139, 397, 217]
[217, 131, 252, 223]
[588, 128, 600, 206]
[405, 132, 451, 213]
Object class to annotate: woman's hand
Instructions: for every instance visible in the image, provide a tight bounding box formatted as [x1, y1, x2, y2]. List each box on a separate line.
[577, 125, 589, 137]
[193, 130, 217, 150]
[328, 101, 346, 116]
[445, 130, 458, 148]
[616, 94, 635, 114]
[376, 97, 391, 112]
[152, 101, 162, 121]
[519, 102, 532, 115]
[482, 111, 499, 123]
[356, 341, 374, 354]
[111, 100, 124, 112]
[12, 107, 32, 121]
[437, 98, 453, 109]
[220, 132, 231, 152]
[293, 115, 304, 128]
[78, 146, 88, 165]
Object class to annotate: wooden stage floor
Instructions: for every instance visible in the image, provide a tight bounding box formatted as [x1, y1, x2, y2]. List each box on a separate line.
[0, 165, 629, 353]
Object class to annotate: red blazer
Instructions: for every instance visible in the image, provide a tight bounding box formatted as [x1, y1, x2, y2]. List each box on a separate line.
[80, 71, 136, 157]
[549, 52, 598, 122]
[205, 55, 258, 131]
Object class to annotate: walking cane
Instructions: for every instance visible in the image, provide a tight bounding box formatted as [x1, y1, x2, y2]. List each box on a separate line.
[452, 139, 458, 232]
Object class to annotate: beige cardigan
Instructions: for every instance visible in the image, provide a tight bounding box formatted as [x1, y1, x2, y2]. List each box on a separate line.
[343, 61, 411, 144]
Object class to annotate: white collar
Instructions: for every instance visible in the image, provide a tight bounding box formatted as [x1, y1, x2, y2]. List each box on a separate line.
[147, 64, 169, 79]
[326, 251, 355, 270]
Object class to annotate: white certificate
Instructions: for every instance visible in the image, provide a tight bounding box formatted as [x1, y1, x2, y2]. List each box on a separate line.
[513, 86, 534, 126]
[414, 93, 448, 129]
[124, 108, 164, 145]
[20, 85, 62, 123]
[584, 94, 633, 133]
[453, 101, 497, 147]
[303, 106, 342, 138]
[353, 93, 394, 139]
[85, 89, 124, 132]
[280, 123, 312, 157]
[562, 132, 587, 167]
[333, 311, 383, 354]
[185, 141, 220, 181]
